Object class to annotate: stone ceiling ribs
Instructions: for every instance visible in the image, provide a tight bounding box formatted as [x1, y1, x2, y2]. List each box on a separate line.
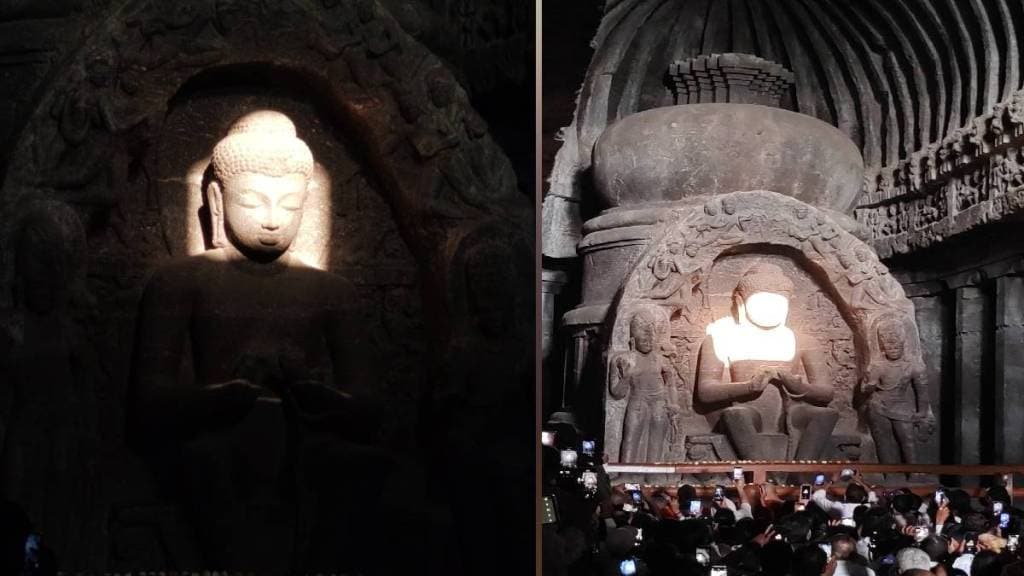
[544, 0, 1024, 258]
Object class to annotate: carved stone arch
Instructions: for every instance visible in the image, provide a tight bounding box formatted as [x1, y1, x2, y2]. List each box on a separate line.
[603, 190, 921, 464]
[0, 1, 532, 568]
[0, 0, 532, 344]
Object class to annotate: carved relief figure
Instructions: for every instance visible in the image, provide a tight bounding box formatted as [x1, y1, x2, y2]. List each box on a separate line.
[787, 204, 816, 245]
[861, 319, 935, 468]
[955, 171, 983, 211]
[609, 310, 682, 463]
[1009, 92, 1024, 138]
[809, 212, 841, 258]
[992, 154, 1012, 196]
[697, 198, 744, 247]
[696, 264, 838, 460]
[1, 202, 101, 567]
[646, 241, 690, 299]
[131, 111, 383, 573]
[991, 103, 1007, 143]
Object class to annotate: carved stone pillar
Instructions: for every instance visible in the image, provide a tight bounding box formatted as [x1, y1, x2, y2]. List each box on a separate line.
[954, 286, 987, 465]
[912, 294, 948, 465]
[541, 268, 568, 361]
[995, 276, 1024, 463]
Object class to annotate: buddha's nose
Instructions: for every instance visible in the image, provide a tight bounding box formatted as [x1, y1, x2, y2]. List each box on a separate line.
[262, 209, 281, 231]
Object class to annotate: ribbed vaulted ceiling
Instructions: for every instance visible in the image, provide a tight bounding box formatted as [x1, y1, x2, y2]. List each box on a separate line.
[575, 0, 1024, 175]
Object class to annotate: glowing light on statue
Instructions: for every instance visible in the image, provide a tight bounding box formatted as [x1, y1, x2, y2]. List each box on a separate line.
[184, 112, 332, 270]
[695, 262, 838, 461]
[706, 266, 797, 366]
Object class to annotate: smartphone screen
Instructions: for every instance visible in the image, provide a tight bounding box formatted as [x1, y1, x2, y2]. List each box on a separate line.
[695, 548, 709, 565]
[994, 501, 1004, 515]
[541, 431, 556, 446]
[582, 439, 595, 456]
[935, 489, 945, 505]
[1001, 513, 1011, 529]
[689, 500, 701, 516]
[560, 449, 577, 468]
[800, 485, 811, 501]
[814, 473, 826, 486]
[582, 471, 598, 490]
[23, 534, 39, 567]
[542, 495, 558, 524]
[630, 490, 642, 505]
[635, 528, 643, 542]
[714, 486, 724, 500]
[619, 558, 637, 576]
[733, 467, 743, 481]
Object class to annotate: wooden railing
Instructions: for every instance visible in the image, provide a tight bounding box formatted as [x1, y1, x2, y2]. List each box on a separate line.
[606, 462, 1024, 498]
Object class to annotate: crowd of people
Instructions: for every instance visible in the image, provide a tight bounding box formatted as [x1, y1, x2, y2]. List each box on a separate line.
[542, 429, 1024, 576]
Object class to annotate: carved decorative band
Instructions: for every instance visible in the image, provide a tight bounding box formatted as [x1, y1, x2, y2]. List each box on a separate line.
[856, 149, 1024, 258]
[863, 90, 1024, 206]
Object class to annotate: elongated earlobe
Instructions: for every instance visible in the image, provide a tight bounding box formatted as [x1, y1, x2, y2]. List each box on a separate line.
[207, 180, 225, 248]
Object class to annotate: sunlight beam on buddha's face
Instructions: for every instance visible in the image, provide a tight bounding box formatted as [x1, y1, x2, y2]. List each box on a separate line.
[742, 291, 790, 328]
[184, 110, 332, 270]
[706, 263, 797, 364]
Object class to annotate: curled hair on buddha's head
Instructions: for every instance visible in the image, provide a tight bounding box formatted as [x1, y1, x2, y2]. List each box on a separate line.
[734, 263, 795, 300]
[211, 110, 314, 182]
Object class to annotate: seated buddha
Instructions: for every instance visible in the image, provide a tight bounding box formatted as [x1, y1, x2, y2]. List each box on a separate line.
[695, 263, 838, 460]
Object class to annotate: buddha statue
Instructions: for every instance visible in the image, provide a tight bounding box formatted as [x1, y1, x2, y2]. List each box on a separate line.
[695, 263, 838, 460]
[131, 110, 381, 573]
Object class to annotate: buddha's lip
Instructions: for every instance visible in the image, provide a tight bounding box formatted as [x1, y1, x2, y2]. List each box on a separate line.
[257, 234, 280, 246]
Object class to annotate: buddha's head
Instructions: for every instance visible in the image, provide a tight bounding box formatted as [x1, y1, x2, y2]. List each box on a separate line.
[207, 111, 314, 262]
[876, 318, 905, 361]
[629, 310, 657, 354]
[733, 263, 794, 329]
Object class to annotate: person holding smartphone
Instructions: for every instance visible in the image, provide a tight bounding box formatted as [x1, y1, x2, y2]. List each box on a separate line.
[713, 471, 754, 520]
[811, 470, 877, 520]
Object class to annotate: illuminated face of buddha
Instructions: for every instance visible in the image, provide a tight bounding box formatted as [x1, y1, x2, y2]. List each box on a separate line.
[734, 263, 793, 330]
[218, 171, 307, 259]
[741, 291, 789, 329]
[707, 264, 797, 364]
[208, 110, 314, 263]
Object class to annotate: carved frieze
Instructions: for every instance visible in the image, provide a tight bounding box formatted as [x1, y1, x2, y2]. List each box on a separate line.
[860, 89, 1024, 256]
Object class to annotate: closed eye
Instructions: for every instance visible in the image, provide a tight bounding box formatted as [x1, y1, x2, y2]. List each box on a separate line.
[279, 194, 303, 211]
[236, 192, 263, 208]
